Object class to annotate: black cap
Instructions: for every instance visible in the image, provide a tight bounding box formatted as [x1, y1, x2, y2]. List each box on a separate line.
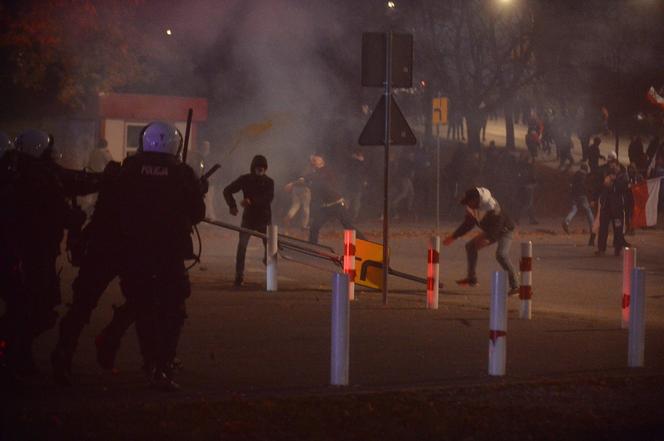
[460, 187, 480, 205]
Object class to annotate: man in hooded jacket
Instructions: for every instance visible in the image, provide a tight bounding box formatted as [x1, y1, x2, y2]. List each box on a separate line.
[223, 155, 274, 286]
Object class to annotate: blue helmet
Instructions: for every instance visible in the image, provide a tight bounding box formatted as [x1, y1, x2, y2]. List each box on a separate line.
[0, 132, 13, 158]
[140, 121, 182, 156]
[15, 129, 53, 159]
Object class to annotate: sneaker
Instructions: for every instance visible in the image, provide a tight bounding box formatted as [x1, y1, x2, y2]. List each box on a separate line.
[594, 250, 605, 257]
[456, 277, 478, 287]
[561, 221, 570, 234]
[508, 287, 520, 296]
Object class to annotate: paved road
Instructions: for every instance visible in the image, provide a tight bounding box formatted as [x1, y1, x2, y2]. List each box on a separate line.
[13, 217, 661, 406]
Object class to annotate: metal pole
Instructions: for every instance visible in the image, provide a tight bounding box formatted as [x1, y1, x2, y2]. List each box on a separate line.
[426, 236, 440, 309]
[622, 247, 636, 329]
[382, 31, 393, 305]
[330, 273, 350, 386]
[436, 122, 440, 235]
[266, 225, 278, 292]
[519, 241, 533, 320]
[628, 267, 646, 368]
[488, 271, 508, 376]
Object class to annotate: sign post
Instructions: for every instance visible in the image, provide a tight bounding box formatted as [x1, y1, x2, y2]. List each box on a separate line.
[432, 96, 448, 234]
[360, 32, 416, 305]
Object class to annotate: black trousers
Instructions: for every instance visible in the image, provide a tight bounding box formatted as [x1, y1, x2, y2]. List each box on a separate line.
[597, 211, 626, 253]
[120, 262, 189, 374]
[1, 249, 59, 366]
[308, 203, 365, 244]
[54, 246, 120, 364]
[235, 222, 267, 280]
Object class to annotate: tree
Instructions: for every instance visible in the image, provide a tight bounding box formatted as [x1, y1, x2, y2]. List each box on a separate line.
[0, 0, 151, 111]
[413, 0, 539, 151]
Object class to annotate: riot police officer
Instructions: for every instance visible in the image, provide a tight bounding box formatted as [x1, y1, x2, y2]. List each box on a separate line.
[51, 159, 124, 385]
[0, 130, 85, 377]
[114, 121, 205, 390]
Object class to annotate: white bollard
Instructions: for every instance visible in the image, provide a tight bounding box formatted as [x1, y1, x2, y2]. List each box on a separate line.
[519, 241, 533, 320]
[266, 225, 278, 292]
[622, 247, 636, 329]
[426, 236, 440, 309]
[628, 267, 646, 368]
[489, 271, 508, 376]
[343, 230, 357, 301]
[330, 273, 350, 386]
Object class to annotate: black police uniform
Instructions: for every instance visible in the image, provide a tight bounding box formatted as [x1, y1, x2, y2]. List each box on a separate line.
[51, 161, 125, 383]
[223, 155, 274, 285]
[0, 152, 80, 374]
[115, 152, 205, 384]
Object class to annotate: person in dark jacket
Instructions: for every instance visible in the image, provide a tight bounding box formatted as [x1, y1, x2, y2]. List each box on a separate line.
[223, 155, 274, 286]
[587, 137, 605, 173]
[443, 187, 519, 294]
[288, 153, 365, 244]
[515, 152, 538, 225]
[562, 163, 595, 245]
[115, 122, 206, 390]
[595, 161, 629, 256]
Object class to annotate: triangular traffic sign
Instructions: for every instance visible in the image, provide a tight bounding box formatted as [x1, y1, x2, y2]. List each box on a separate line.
[359, 95, 417, 146]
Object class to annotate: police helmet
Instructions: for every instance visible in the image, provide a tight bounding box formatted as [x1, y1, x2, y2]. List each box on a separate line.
[0, 132, 13, 158]
[14, 129, 53, 159]
[140, 122, 182, 156]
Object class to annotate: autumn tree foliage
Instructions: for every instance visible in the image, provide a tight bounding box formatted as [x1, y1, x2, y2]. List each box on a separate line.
[0, 0, 151, 110]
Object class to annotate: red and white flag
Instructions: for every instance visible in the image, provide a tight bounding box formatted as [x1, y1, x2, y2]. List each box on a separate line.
[631, 177, 662, 228]
[646, 86, 664, 110]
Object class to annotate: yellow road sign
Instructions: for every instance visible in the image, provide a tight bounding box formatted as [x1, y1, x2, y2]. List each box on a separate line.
[354, 239, 388, 290]
[432, 97, 448, 125]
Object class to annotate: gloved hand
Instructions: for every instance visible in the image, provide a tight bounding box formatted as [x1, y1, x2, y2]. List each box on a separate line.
[199, 177, 209, 194]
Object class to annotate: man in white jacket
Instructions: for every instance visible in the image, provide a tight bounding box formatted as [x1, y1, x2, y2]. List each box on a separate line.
[443, 187, 519, 295]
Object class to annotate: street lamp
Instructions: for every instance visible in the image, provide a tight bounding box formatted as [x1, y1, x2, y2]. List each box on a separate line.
[165, 29, 173, 36]
[387, 1, 396, 9]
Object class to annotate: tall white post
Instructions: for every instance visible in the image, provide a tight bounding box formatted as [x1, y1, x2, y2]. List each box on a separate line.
[426, 236, 440, 309]
[343, 230, 357, 301]
[628, 267, 646, 368]
[330, 273, 350, 386]
[519, 241, 533, 320]
[489, 271, 508, 376]
[266, 225, 278, 292]
[622, 247, 636, 329]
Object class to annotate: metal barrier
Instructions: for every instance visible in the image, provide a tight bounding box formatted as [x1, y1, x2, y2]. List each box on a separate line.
[203, 219, 441, 291]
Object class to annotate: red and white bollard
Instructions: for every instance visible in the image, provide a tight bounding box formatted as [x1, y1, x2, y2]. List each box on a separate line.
[427, 236, 440, 309]
[343, 229, 356, 301]
[622, 247, 636, 329]
[519, 241, 533, 320]
[489, 271, 508, 376]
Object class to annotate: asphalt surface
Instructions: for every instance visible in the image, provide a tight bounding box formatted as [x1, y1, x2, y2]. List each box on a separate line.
[4, 218, 658, 400]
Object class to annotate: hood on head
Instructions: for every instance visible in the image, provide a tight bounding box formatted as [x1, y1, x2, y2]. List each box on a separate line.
[251, 154, 268, 173]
